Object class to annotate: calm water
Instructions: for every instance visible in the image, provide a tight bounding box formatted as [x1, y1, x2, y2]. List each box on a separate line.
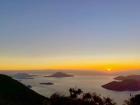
[18, 73, 140, 105]
[1, 70, 140, 105]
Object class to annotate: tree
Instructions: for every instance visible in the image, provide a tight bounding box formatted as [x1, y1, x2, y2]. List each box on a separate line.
[103, 97, 116, 105]
[123, 95, 140, 105]
[69, 88, 83, 98]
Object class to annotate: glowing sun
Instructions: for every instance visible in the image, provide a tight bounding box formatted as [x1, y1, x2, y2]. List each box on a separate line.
[107, 68, 112, 72]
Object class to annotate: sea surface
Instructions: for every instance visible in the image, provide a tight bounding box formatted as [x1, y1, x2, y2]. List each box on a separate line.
[2, 71, 140, 105]
[21, 74, 140, 105]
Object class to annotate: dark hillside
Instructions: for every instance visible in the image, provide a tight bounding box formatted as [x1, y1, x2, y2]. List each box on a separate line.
[0, 74, 47, 105]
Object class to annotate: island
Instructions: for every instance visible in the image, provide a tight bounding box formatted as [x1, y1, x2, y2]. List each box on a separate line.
[12, 73, 34, 79]
[102, 75, 140, 91]
[40, 82, 54, 85]
[45, 72, 74, 78]
[114, 75, 140, 81]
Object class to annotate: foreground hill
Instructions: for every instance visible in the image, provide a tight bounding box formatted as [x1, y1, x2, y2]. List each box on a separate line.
[0, 74, 47, 105]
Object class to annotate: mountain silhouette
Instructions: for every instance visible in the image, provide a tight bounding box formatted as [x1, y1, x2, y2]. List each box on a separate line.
[0, 74, 47, 105]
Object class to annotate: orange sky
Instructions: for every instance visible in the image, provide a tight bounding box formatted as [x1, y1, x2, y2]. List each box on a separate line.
[1, 1, 140, 72]
[0, 55, 140, 72]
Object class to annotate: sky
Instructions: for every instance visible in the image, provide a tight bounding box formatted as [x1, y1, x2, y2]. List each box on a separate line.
[0, 0, 140, 71]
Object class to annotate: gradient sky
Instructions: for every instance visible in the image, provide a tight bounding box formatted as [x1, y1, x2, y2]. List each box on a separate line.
[0, 0, 140, 71]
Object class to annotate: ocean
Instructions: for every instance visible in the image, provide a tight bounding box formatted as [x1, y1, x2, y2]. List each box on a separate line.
[1, 70, 140, 105]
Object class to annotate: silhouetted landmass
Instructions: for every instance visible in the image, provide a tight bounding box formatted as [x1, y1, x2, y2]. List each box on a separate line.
[103, 79, 140, 91]
[45, 72, 74, 78]
[103, 75, 140, 91]
[1, 74, 140, 105]
[114, 75, 140, 81]
[0, 74, 47, 105]
[40, 82, 54, 85]
[13, 73, 34, 79]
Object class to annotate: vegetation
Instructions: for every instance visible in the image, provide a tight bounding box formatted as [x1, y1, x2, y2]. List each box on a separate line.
[47, 88, 116, 105]
[123, 95, 140, 105]
[47, 88, 140, 105]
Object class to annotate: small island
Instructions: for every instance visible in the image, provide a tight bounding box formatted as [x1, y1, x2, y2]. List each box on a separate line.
[13, 73, 34, 79]
[40, 82, 54, 85]
[114, 75, 140, 81]
[45, 72, 74, 78]
[102, 75, 140, 91]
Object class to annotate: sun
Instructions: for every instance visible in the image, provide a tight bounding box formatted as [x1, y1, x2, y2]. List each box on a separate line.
[107, 68, 112, 72]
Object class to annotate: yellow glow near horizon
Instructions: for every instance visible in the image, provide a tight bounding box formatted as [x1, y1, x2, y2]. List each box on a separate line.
[0, 55, 140, 71]
[107, 68, 112, 72]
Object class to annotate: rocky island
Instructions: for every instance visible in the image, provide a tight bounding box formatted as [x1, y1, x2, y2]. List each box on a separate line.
[114, 75, 140, 81]
[12, 73, 34, 79]
[40, 82, 54, 85]
[102, 75, 140, 91]
[45, 72, 74, 78]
